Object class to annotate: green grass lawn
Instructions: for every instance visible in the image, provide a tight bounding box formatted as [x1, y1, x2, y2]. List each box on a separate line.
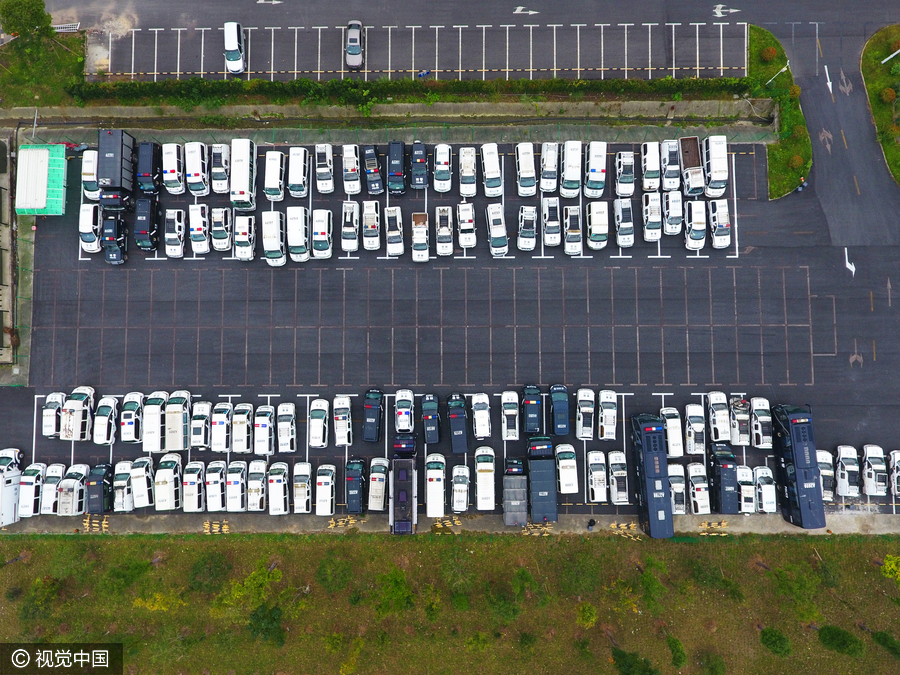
[861, 25, 900, 186]
[747, 26, 813, 200]
[0, 34, 84, 107]
[1, 533, 899, 674]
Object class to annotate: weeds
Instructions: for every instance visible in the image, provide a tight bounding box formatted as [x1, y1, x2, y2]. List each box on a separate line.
[818, 625, 864, 657]
[769, 562, 821, 622]
[187, 551, 232, 594]
[316, 548, 353, 593]
[374, 567, 414, 617]
[873, 631, 900, 660]
[667, 635, 687, 668]
[760, 627, 792, 657]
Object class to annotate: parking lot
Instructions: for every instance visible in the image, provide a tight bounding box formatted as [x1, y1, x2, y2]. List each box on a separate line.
[97, 21, 747, 81]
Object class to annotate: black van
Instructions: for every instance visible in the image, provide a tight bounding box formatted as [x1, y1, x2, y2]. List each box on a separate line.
[709, 444, 740, 514]
[422, 393, 440, 445]
[86, 464, 114, 514]
[447, 393, 469, 455]
[522, 385, 543, 435]
[134, 198, 160, 251]
[363, 389, 385, 442]
[136, 141, 163, 194]
[345, 457, 366, 515]
[387, 141, 406, 195]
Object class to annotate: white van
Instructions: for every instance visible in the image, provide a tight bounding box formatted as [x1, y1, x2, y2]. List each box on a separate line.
[211, 143, 230, 194]
[702, 135, 729, 197]
[188, 204, 210, 255]
[162, 143, 185, 195]
[264, 150, 286, 202]
[81, 150, 100, 200]
[458, 147, 477, 198]
[662, 191, 683, 235]
[226, 461, 248, 512]
[341, 144, 361, 195]
[315, 464, 336, 516]
[143, 391, 168, 453]
[248, 464, 267, 512]
[586, 201, 609, 251]
[233, 404, 253, 453]
[164, 390, 191, 453]
[425, 453, 446, 519]
[292, 462, 313, 514]
[78, 204, 102, 254]
[154, 453, 183, 511]
[559, 140, 582, 198]
[185, 142, 210, 196]
[640, 141, 661, 192]
[223, 22, 246, 74]
[286, 206, 310, 262]
[583, 141, 607, 198]
[287, 146, 310, 198]
[210, 402, 233, 453]
[261, 211, 286, 267]
[515, 142, 537, 197]
[540, 142, 559, 193]
[130, 457, 154, 509]
[474, 447, 495, 511]
[368, 457, 390, 511]
[641, 192, 662, 242]
[480, 143, 503, 198]
[253, 406, 275, 455]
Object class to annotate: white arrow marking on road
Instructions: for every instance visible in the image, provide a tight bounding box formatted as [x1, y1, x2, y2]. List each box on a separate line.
[888, 277, 892, 307]
[257, 0, 283, 4]
[824, 65, 833, 95]
[513, 6, 539, 15]
[712, 4, 741, 17]
[844, 247, 856, 278]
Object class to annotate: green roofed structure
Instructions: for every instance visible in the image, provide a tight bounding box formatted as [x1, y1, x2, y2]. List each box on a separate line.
[15, 144, 67, 216]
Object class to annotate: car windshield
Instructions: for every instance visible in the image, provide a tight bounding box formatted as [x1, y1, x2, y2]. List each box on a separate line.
[520, 175, 536, 188]
[316, 167, 332, 181]
[346, 39, 361, 56]
[485, 176, 502, 188]
[490, 235, 507, 248]
[562, 178, 579, 190]
[566, 230, 580, 242]
[313, 238, 329, 251]
[159, 461, 177, 471]
[310, 409, 327, 421]
[619, 165, 634, 182]
[689, 226, 705, 240]
[558, 451, 576, 461]
[97, 405, 112, 417]
[80, 231, 97, 243]
[435, 165, 451, 181]
[426, 461, 444, 471]
[460, 172, 475, 185]
[225, 48, 241, 62]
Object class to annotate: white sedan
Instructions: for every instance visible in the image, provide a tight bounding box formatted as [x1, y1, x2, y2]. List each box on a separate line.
[707, 391, 730, 442]
[471, 393, 491, 440]
[394, 389, 415, 433]
[501, 391, 519, 441]
[598, 390, 617, 441]
[587, 450, 607, 503]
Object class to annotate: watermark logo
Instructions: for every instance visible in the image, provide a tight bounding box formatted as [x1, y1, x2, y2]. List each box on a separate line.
[0, 644, 122, 674]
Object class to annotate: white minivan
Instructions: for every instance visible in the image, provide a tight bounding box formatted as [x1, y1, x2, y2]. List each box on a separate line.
[261, 211, 286, 267]
[185, 142, 210, 196]
[264, 150, 286, 202]
[425, 453, 446, 519]
[287, 146, 310, 198]
[474, 446, 495, 511]
[368, 457, 390, 511]
[481, 143, 503, 198]
[315, 464, 336, 516]
[540, 142, 559, 193]
[81, 150, 100, 200]
[583, 141, 607, 198]
[162, 143, 184, 195]
[515, 142, 537, 197]
[286, 206, 310, 262]
[559, 140, 582, 198]
[640, 141, 661, 192]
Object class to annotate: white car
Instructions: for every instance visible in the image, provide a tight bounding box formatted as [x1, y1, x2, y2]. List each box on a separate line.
[40, 463, 66, 515]
[41, 391, 66, 438]
[599, 390, 617, 441]
[586, 201, 609, 250]
[541, 197, 561, 247]
[613, 198, 634, 248]
[615, 151, 635, 197]
[211, 402, 234, 453]
[708, 199, 731, 250]
[587, 450, 607, 503]
[183, 460, 206, 513]
[189, 204, 210, 255]
[309, 398, 329, 448]
[342, 144, 361, 195]
[247, 459, 268, 512]
[668, 463, 686, 515]
[234, 215, 256, 261]
[233, 403, 254, 454]
[120, 392, 143, 443]
[457, 202, 476, 249]
[210, 208, 232, 251]
[113, 460, 134, 513]
[293, 461, 313, 514]
[57, 463, 91, 516]
[818, 449, 836, 502]
[660, 407, 683, 458]
[684, 403, 706, 455]
[312, 209, 333, 259]
[750, 397, 772, 449]
[474, 447, 495, 510]
[226, 460, 248, 512]
[190, 401, 212, 452]
[737, 464, 755, 513]
[435, 206, 454, 256]
[276, 402, 297, 453]
[575, 388, 594, 441]
[729, 397, 751, 447]
[836, 445, 860, 498]
[433, 143, 453, 193]
[368, 457, 390, 512]
[316, 464, 337, 516]
[556, 444, 578, 494]
[517, 205, 537, 252]
[315, 143, 334, 194]
[687, 462, 711, 515]
[93, 396, 118, 446]
[684, 200, 706, 251]
[130, 457, 155, 509]
[862, 444, 888, 497]
[268, 462, 290, 515]
[385, 206, 404, 257]
[707, 392, 730, 442]
[471, 393, 491, 440]
[754, 465, 777, 513]
[608, 451, 628, 505]
[79, 204, 102, 253]
[458, 146, 478, 198]
[164, 209, 185, 258]
[501, 390, 520, 441]
[425, 453, 446, 519]
[889, 451, 900, 498]
[486, 203, 508, 258]
[206, 460, 227, 512]
[451, 464, 470, 513]
[253, 405, 276, 456]
[563, 205, 582, 256]
[18, 462, 47, 517]
[340, 201, 360, 252]
[394, 389, 414, 433]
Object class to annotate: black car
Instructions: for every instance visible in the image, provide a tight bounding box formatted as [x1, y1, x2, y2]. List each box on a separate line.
[393, 433, 417, 456]
[86, 463, 114, 514]
[102, 215, 127, 265]
[362, 389, 385, 442]
[522, 385, 543, 435]
[363, 145, 384, 195]
[134, 197, 160, 251]
[549, 384, 570, 436]
[345, 457, 366, 515]
[505, 457, 525, 475]
[447, 393, 469, 455]
[410, 141, 428, 190]
[387, 141, 406, 195]
[422, 394, 440, 445]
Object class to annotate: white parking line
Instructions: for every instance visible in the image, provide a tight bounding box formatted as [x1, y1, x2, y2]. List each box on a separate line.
[478, 25, 492, 80]
[620, 23, 633, 79]
[268, 27, 281, 81]
[313, 26, 327, 81]
[173, 27, 185, 79]
[197, 28, 209, 78]
[728, 152, 740, 259]
[573, 24, 586, 79]
[648, 239, 670, 259]
[245, 27, 257, 80]
[149, 28, 163, 82]
[384, 25, 397, 80]
[289, 26, 302, 79]
[691, 23, 705, 78]
[32, 394, 43, 463]
[740, 22, 748, 76]
[408, 26, 421, 80]
[596, 23, 609, 79]
[454, 25, 467, 79]
[431, 26, 443, 80]
[296, 394, 315, 462]
[644, 23, 657, 79]
[130, 29, 140, 80]
[502, 25, 514, 80]
[715, 22, 726, 76]
[548, 24, 561, 78]
[526, 24, 538, 80]
[666, 23, 679, 78]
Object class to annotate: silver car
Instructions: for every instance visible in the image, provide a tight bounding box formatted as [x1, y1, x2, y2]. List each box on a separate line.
[345, 21, 364, 70]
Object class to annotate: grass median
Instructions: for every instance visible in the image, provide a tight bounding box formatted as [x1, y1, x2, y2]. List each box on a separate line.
[861, 25, 900, 186]
[0, 33, 84, 108]
[1, 532, 899, 673]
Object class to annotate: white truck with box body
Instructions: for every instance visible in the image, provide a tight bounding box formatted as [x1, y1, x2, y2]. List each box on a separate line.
[0, 449, 22, 526]
[164, 390, 191, 453]
[411, 212, 430, 262]
[702, 135, 729, 198]
[678, 136, 704, 197]
[362, 201, 381, 251]
[475, 447, 496, 510]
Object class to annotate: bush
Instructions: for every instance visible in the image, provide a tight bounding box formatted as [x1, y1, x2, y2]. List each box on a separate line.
[789, 84, 802, 99]
[576, 601, 598, 629]
[374, 567, 414, 617]
[486, 586, 520, 624]
[512, 567, 538, 602]
[574, 638, 591, 660]
[881, 555, 900, 588]
[450, 592, 470, 611]
[889, 124, 900, 138]
[818, 625, 865, 657]
[611, 647, 662, 675]
[464, 631, 490, 652]
[788, 155, 804, 169]
[519, 632, 537, 649]
[699, 652, 727, 675]
[316, 549, 353, 593]
[891, 39, 900, 53]
[769, 563, 821, 622]
[18, 576, 59, 623]
[105, 560, 152, 595]
[891, 63, 900, 77]
[873, 631, 900, 659]
[667, 635, 687, 668]
[638, 556, 668, 614]
[441, 549, 475, 594]
[792, 124, 808, 140]
[760, 627, 792, 657]
[761, 47, 778, 62]
[881, 87, 897, 104]
[188, 551, 232, 594]
[689, 560, 745, 602]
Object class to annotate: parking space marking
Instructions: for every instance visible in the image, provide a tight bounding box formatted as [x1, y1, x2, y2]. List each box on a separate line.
[245, 27, 257, 81]
[728, 153, 740, 259]
[714, 22, 727, 77]
[408, 26, 421, 80]
[173, 28, 186, 79]
[525, 24, 538, 80]
[478, 25, 492, 81]
[740, 22, 748, 76]
[691, 22, 705, 78]
[549, 24, 561, 78]
[130, 29, 140, 80]
[643, 23, 657, 79]
[197, 27, 210, 78]
[666, 23, 679, 78]
[620, 23, 634, 79]
[501, 25, 513, 80]
[431, 26, 443, 80]
[313, 26, 327, 81]
[149, 28, 163, 82]
[454, 25, 467, 79]
[384, 25, 397, 80]
[268, 27, 281, 81]
[596, 23, 609, 80]
[573, 24, 586, 79]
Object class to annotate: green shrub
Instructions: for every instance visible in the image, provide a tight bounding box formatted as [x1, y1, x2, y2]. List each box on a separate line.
[611, 647, 662, 675]
[441, 549, 475, 594]
[486, 586, 520, 624]
[188, 550, 232, 594]
[18, 576, 59, 623]
[316, 549, 353, 594]
[788, 155, 804, 169]
[465, 631, 490, 652]
[891, 63, 900, 76]
[667, 635, 687, 668]
[574, 638, 591, 660]
[4, 587, 22, 602]
[322, 632, 344, 653]
[699, 652, 727, 675]
[247, 603, 285, 647]
[689, 560, 745, 602]
[576, 601, 598, 630]
[760, 627, 792, 657]
[761, 47, 778, 62]
[519, 632, 537, 649]
[789, 84, 802, 99]
[374, 567, 414, 617]
[881, 555, 900, 589]
[873, 631, 900, 660]
[638, 556, 668, 614]
[818, 625, 865, 657]
[512, 567, 538, 602]
[769, 562, 821, 622]
[105, 560, 152, 595]
[450, 592, 470, 611]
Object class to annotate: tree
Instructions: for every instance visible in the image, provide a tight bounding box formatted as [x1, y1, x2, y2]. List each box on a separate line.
[882, 555, 900, 588]
[0, 0, 53, 43]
